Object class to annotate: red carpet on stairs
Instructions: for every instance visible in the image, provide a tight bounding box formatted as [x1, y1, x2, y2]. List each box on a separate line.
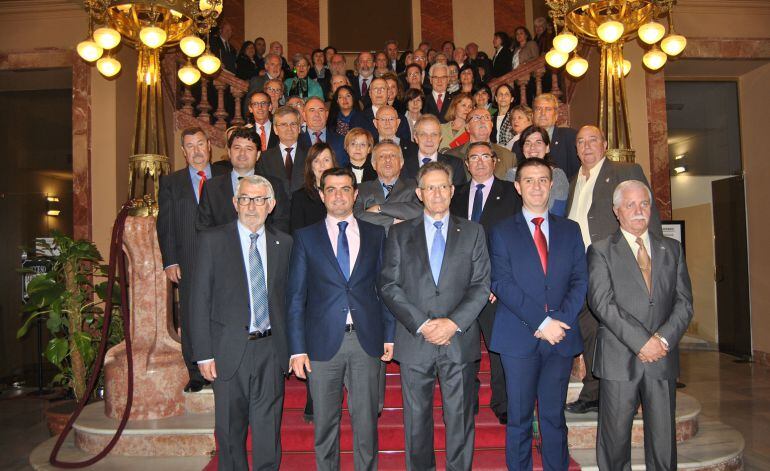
[203, 345, 581, 470]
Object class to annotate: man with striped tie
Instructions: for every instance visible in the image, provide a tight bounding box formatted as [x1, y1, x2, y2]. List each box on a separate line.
[189, 175, 293, 470]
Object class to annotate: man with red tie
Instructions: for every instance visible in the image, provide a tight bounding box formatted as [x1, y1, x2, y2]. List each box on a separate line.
[487, 157, 588, 470]
[423, 63, 453, 123]
[157, 126, 226, 393]
[246, 90, 278, 151]
[258, 106, 308, 194]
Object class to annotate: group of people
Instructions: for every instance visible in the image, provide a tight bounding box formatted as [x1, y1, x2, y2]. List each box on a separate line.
[159, 33, 693, 471]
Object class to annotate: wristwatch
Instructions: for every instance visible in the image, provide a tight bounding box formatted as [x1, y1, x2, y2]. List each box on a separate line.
[653, 332, 670, 350]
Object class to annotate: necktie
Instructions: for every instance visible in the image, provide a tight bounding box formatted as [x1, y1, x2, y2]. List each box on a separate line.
[471, 183, 485, 223]
[197, 170, 207, 199]
[259, 125, 267, 151]
[337, 221, 350, 280]
[421, 157, 431, 166]
[532, 217, 548, 274]
[430, 221, 445, 285]
[436, 93, 444, 112]
[361, 79, 368, 96]
[382, 182, 394, 199]
[248, 233, 270, 333]
[284, 146, 293, 179]
[636, 237, 652, 294]
[313, 131, 323, 144]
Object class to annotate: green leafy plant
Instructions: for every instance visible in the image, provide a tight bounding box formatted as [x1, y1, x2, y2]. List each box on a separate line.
[17, 232, 123, 401]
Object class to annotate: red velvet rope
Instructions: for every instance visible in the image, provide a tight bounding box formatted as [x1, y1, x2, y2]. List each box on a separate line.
[49, 204, 134, 468]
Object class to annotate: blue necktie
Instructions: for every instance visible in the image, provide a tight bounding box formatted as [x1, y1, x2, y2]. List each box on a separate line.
[422, 157, 431, 166]
[429, 221, 445, 285]
[382, 182, 394, 199]
[248, 233, 269, 333]
[337, 221, 350, 280]
[471, 183, 485, 223]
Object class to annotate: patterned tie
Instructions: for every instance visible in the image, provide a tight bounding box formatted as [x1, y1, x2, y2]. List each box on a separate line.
[636, 237, 652, 294]
[382, 182, 395, 199]
[197, 170, 207, 200]
[313, 131, 323, 144]
[430, 221, 445, 285]
[436, 93, 444, 112]
[337, 221, 350, 280]
[361, 78, 369, 96]
[259, 125, 267, 151]
[284, 146, 293, 179]
[532, 217, 548, 274]
[471, 183, 485, 223]
[249, 233, 270, 333]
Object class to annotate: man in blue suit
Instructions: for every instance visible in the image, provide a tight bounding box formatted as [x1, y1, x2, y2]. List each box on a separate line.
[287, 167, 395, 471]
[487, 158, 588, 471]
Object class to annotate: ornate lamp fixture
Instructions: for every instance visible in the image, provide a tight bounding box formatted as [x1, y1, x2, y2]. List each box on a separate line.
[76, 0, 223, 213]
[544, 0, 687, 162]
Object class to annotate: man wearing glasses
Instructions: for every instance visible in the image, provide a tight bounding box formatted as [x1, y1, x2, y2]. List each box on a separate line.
[258, 106, 308, 193]
[530, 93, 580, 179]
[244, 90, 278, 150]
[423, 62, 453, 123]
[190, 175, 293, 470]
[447, 107, 517, 179]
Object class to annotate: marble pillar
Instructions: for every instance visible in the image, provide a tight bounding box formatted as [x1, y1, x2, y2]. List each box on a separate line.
[287, 0, 320, 57]
[104, 215, 187, 420]
[421, 0, 453, 49]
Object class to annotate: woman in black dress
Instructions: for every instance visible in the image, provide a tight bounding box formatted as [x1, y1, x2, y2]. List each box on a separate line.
[289, 142, 338, 233]
[235, 41, 259, 80]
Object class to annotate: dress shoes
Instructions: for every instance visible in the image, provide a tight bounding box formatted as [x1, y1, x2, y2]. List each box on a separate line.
[184, 379, 210, 393]
[565, 399, 599, 414]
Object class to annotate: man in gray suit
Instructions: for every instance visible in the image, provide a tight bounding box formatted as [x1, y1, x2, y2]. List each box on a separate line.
[588, 180, 693, 470]
[354, 140, 422, 232]
[565, 125, 663, 414]
[190, 175, 293, 471]
[379, 161, 491, 471]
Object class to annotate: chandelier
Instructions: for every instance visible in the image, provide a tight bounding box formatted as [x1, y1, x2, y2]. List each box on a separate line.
[544, 0, 687, 161]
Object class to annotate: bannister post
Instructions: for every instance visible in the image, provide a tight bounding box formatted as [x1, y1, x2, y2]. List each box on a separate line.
[550, 71, 562, 99]
[214, 82, 228, 130]
[516, 76, 529, 106]
[231, 88, 245, 126]
[534, 67, 545, 97]
[197, 77, 212, 122]
[181, 86, 195, 116]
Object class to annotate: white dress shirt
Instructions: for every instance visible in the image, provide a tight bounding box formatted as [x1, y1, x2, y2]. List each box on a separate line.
[568, 157, 606, 250]
[467, 175, 494, 220]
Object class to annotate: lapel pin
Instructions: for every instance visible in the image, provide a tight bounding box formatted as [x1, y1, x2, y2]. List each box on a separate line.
[605, 177, 610, 183]
[456, 228, 461, 232]
[495, 196, 501, 200]
[275, 241, 280, 245]
[554, 141, 559, 145]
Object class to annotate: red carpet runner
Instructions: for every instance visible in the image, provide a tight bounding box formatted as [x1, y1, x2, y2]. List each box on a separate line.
[204, 346, 581, 470]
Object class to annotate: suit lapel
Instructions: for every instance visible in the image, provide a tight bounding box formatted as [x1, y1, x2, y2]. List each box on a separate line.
[480, 179, 505, 225]
[409, 218, 433, 282]
[179, 168, 198, 203]
[264, 226, 280, 294]
[349, 219, 369, 281]
[611, 231, 650, 295]
[438, 216, 462, 287]
[515, 212, 546, 279]
[226, 223, 250, 310]
[454, 183, 470, 219]
[312, 220, 347, 281]
[649, 232, 666, 297]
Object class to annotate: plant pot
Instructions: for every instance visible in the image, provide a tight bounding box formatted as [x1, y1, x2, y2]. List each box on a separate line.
[45, 399, 78, 436]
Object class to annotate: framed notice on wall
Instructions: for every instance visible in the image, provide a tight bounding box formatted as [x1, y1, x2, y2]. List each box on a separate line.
[662, 220, 686, 256]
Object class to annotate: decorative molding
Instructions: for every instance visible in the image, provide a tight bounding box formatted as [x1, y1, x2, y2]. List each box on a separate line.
[0, 0, 84, 18]
[682, 37, 770, 60]
[676, 0, 770, 14]
[0, 48, 74, 70]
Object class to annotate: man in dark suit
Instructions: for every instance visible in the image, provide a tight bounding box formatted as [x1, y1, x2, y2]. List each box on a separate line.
[287, 167, 394, 471]
[246, 91, 279, 150]
[379, 161, 491, 471]
[351, 78, 412, 143]
[450, 141, 521, 424]
[196, 126, 290, 233]
[190, 175, 292, 470]
[209, 22, 236, 73]
[385, 40, 403, 73]
[258, 106, 308, 193]
[531, 93, 580, 180]
[355, 140, 422, 232]
[297, 97, 347, 166]
[350, 51, 375, 108]
[401, 114, 467, 187]
[157, 127, 224, 393]
[488, 158, 588, 470]
[446, 108, 517, 180]
[565, 125, 663, 415]
[372, 105, 416, 153]
[491, 32, 514, 79]
[247, 53, 284, 97]
[588, 180, 692, 470]
[422, 63, 453, 123]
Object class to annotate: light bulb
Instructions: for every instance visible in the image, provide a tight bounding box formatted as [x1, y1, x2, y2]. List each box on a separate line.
[638, 21, 665, 45]
[178, 63, 201, 85]
[597, 20, 625, 44]
[553, 31, 578, 54]
[170, 9, 183, 19]
[545, 49, 569, 68]
[116, 4, 132, 13]
[661, 34, 687, 56]
[565, 54, 588, 77]
[180, 35, 206, 57]
[139, 26, 167, 49]
[623, 59, 631, 76]
[199, 0, 223, 14]
[643, 46, 667, 70]
[77, 39, 103, 62]
[93, 27, 121, 50]
[97, 56, 121, 77]
[197, 51, 221, 75]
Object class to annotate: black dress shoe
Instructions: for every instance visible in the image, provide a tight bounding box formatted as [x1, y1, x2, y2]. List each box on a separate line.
[497, 412, 508, 425]
[184, 379, 209, 393]
[565, 399, 599, 414]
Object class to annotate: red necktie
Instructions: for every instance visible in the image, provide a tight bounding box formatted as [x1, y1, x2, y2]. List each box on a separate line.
[313, 131, 323, 144]
[197, 170, 207, 199]
[436, 93, 444, 112]
[532, 217, 548, 274]
[284, 146, 294, 179]
[259, 125, 267, 151]
[361, 79, 368, 96]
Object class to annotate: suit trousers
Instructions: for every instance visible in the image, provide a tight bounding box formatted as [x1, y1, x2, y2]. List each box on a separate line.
[178, 276, 205, 382]
[501, 342, 573, 471]
[309, 330, 381, 471]
[597, 375, 677, 471]
[400, 351, 477, 471]
[577, 305, 600, 403]
[476, 301, 507, 417]
[212, 336, 284, 471]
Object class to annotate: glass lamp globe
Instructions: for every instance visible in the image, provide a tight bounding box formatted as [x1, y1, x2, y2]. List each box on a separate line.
[565, 54, 588, 77]
[180, 35, 206, 57]
[178, 63, 201, 85]
[97, 56, 122, 77]
[553, 31, 578, 54]
[139, 26, 167, 49]
[545, 49, 569, 68]
[638, 21, 665, 45]
[643, 47, 668, 70]
[93, 27, 121, 50]
[661, 34, 687, 56]
[197, 52, 221, 75]
[77, 39, 103, 62]
[597, 20, 625, 44]
[623, 59, 631, 76]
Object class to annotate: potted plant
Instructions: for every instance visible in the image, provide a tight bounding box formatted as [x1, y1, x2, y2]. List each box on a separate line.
[17, 231, 123, 434]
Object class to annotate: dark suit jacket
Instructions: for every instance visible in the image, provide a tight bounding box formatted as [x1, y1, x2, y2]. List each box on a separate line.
[195, 171, 290, 233]
[566, 159, 663, 244]
[350, 76, 373, 109]
[491, 47, 513, 78]
[378, 215, 491, 365]
[258, 144, 308, 193]
[297, 128, 346, 165]
[549, 126, 580, 180]
[286, 218, 395, 361]
[350, 106, 412, 143]
[422, 91, 453, 123]
[354, 177, 422, 232]
[588, 230, 693, 380]
[401, 148, 468, 187]
[189, 222, 292, 381]
[450, 177, 521, 232]
[249, 122, 280, 150]
[446, 142, 517, 181]
[488, 212, 588, 358]
[289, 187, 326, 233]
[209, 34, 237, 73]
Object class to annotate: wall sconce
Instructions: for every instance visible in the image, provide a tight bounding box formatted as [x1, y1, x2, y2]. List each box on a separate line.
[674, 166, 687, 174]
[46, 196, 61, 216]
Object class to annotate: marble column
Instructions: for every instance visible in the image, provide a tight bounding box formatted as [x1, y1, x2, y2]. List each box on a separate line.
[288, 0, 320, 57]
[421, 0, 453, 48]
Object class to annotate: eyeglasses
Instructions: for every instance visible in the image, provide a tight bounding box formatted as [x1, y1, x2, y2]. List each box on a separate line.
[534, 106, 555, 112]
[468, 115, 492, 122]
[467, 153, 495, 162]
[250, 101, 270, 107]
[376, 117, 398, 123]
[420, 184, 451, 192]
[431, 75, 448, 80]
[275, 122, 300, 129]
[236, 195, 272, 206]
